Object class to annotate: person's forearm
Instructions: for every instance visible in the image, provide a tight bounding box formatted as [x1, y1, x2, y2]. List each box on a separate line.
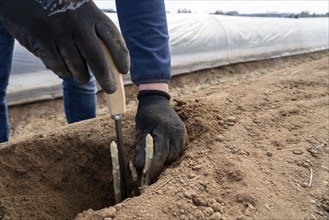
[116, 0, 171, 85]
[139, 83, 169, 93]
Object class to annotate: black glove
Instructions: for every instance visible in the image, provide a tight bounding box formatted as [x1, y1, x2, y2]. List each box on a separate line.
[0, 0, 129, 93]
[135, 90, 187, 180]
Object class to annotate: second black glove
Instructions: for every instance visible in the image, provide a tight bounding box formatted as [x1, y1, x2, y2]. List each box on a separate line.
[135, 90, 187, 180]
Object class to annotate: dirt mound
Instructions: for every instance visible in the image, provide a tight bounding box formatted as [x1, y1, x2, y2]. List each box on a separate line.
[1, 51, 328, 220]
[0, 115, 132, 219]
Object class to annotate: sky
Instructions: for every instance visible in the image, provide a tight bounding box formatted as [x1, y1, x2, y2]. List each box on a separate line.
[94, 0, 329, 14]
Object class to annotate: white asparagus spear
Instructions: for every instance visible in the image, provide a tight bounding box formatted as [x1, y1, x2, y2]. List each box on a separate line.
[110, 141, 121, 203]
[141, 134, 154, 187]
[129, 159, 138, 182]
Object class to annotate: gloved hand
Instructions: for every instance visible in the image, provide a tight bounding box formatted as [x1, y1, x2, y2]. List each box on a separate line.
[0, 0, 129, 93]
[135, 90, 187, 180]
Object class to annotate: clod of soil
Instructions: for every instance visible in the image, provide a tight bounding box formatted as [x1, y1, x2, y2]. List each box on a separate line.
[1, 51, 329, 220]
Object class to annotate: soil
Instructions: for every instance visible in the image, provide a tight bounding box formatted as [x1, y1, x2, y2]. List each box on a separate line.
[1, 51, 328, 220]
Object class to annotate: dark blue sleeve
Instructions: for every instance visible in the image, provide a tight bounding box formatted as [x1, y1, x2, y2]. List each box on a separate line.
[116, 0, 171, 85]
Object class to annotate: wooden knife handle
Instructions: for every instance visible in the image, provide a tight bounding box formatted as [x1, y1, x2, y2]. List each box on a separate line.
[99, 40, 126, 117]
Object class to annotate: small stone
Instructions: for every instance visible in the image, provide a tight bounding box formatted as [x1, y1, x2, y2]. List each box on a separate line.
[193, 165, 202, 171]
[295, 160, 303, 166]
[179, 214, 187, 220]
[203, 207, 214, 216]
[253, 118, 261, 124]
[292, 97, 297, 101]
[188, 173, 197, 179]
[281, 111, 288, 116]
[266, 152, 273, 157]
[114, 204, 122, 210]
[226, 116, 237, 123]
[245, 203, 256, 216]
[292, 150, 303, 155]
[183, 190, 196, 199]
[183, 191, 192, 198]
[194, 210, 205, 220]
[310, 199, 317, 204]
[192, 195, 208, 206]
[99, 207, 116, 218]
[307, 148, 319, 157]
[264, 203, 271, 210]
[322, 204, 329, 212]
[210, 212, 222, 220]
[193, 86, 201, 93]
[315, 210, 325, 216]
[227, 97, 233, 102]
[211, 202, 222, 212]
[215, 135, 225, 142]
[226, 121, 235, 126]
[174, 99, 186, 106]
[207, 198, 217, 206]
[223, 125, 229, 129]
[218, 120, 225, 126]
[103, 218, 112, 220]
[76, 209, 94, 218]
[309, 214, 317, 220]
[237, 105, 246, 111]
[216, 114, 223, 120]
[301, 182, 309, 188]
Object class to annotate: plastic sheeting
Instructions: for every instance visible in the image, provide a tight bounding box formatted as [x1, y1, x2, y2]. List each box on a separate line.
[168, 14, 328, 73]
[7, 14, 329, 105]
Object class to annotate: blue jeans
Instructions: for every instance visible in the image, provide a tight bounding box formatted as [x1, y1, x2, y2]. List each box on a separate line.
[0, 22, 14, 142]
[62, 75, 96, 124]
[0, 22, 97, 143]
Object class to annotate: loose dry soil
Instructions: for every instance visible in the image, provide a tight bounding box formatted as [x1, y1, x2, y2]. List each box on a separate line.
[1, 51, 328, 220]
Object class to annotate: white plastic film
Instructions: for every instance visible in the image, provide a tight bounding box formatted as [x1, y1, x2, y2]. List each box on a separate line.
[7, 14, 329, 105]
